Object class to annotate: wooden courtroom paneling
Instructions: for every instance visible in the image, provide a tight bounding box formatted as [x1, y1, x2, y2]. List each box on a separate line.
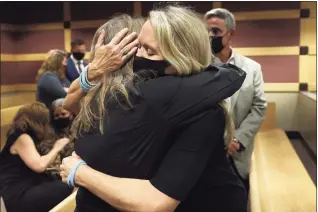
[222, 1, 300, 12]
[232, 19, 300, 48]
[71, 28, 97, 49]
[233, 10, 300, 21]
[70, 2, 134, 21]
[0, 31, 17, 54]
[234, 46, 299, 56]
[1, 92, 36, 109]
[249, 56, 299, 83]
[0, 2, 64, 24]
[1, 62, 41, 85]
[13, 30, 64, 54]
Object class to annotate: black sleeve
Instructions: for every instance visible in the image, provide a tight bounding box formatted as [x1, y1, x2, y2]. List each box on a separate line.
[39, 73, 67, 99]
[150, 106, 225, 201]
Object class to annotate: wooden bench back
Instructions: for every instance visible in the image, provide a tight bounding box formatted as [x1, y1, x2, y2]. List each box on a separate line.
[259, 102, 276, 132]
[251, 129, 316, 212]
[49, 190, 77, 212]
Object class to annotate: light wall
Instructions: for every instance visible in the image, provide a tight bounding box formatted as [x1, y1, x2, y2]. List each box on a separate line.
[265, 93, 299, 130]
[295, 93, 317, 155]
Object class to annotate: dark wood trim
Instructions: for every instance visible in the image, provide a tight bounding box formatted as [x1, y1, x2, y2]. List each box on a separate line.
[286, 131, 317, 164]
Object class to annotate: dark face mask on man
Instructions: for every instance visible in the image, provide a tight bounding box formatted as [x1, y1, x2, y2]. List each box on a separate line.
[210, 30, 232, 54]
[73, 52, 85, 61]
[210, 36, 224, 54]
[133, 56, 170, 76]
[53, 117, 72, 130]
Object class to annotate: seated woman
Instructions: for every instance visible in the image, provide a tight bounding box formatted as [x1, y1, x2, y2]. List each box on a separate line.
[36, 50, 70, 108]
[37, 98, 75, 179]
[50, 98, 74, 139]
[61, 7, 247, 212]
[0, 102, 73, 212]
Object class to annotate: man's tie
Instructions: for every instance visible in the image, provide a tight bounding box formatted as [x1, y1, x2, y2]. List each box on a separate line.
[77, 61, 82, 73]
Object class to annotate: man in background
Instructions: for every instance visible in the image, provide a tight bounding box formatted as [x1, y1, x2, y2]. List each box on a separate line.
[204, 8, 267, 193]
[66, 39, 88, 82]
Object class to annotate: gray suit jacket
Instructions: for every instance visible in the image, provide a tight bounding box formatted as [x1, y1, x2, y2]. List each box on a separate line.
[226, 51, 267, 179]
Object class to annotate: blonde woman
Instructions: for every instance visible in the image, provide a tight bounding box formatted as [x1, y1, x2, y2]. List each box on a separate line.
[61, 7, 247, 212]
[36, 49, 70, 108]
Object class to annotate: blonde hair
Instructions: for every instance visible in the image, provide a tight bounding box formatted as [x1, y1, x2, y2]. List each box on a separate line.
[149, 5, 233, 145]
[73, 14, 145, 135]
[36, 49, 67, 82]
[149, 5, 213, 75]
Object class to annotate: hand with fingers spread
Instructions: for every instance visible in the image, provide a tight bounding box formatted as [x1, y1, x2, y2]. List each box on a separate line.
[87, 28, 139, 81]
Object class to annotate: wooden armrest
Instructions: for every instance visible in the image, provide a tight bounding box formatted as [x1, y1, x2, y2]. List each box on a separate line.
[49, 190, 77, 212]
[250, 129, 316, 212]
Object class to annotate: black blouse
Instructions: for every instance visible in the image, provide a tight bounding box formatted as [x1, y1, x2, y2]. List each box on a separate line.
[0, 129, 45, 209]
[75, 64, 248, 212]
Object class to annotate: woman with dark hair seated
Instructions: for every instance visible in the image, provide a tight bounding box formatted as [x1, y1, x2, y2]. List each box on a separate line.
[0, 102, 73, 212]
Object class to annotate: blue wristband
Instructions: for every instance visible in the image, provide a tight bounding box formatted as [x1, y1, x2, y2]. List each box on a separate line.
[67, 160, 87, 188]
[79, 66, 97, 93]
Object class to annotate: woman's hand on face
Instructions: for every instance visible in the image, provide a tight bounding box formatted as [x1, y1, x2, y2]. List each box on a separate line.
[54, 137, 70, 152]
[60, 152, 82, 183]
[88, 28, 139, 81]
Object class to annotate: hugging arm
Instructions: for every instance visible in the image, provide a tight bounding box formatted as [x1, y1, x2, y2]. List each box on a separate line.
[62, 108, 221, 211]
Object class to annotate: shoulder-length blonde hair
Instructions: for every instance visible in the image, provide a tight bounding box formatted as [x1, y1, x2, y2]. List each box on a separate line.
[73, 14, 145, 135]
[149, 5, 212, 75]
[149, 5, 234, 144]
[36, 49, 67, 82]
[7, 102, 53, 142]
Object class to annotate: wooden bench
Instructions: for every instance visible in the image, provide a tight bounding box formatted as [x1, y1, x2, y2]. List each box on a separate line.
[0, 105, 24, 150]
[49, 190, 77, 212]
[250, 103, 316, 212]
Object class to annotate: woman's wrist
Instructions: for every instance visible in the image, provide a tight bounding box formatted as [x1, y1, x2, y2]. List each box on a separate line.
[87, 64, 102, 81]
[75, 164, 89, 187]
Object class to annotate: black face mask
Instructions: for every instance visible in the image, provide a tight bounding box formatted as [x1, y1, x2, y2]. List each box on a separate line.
[53, 118, 71, 130]
[133, 56, 170, 77]
[210, 36, 224, 54]
[73, 52, 85, 61]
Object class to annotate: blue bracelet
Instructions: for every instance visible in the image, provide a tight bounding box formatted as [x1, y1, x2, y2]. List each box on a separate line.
[67, 160, 87, 188]
[80, 66, 97, 93]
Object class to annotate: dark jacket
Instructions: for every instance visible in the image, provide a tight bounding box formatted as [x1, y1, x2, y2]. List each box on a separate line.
[75, 64, 247, 212]
[66, 57, 88, 82]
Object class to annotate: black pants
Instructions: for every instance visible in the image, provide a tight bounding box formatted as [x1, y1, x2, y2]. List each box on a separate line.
[229, 156, 250, 194]
[12, 180, 72, 212]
